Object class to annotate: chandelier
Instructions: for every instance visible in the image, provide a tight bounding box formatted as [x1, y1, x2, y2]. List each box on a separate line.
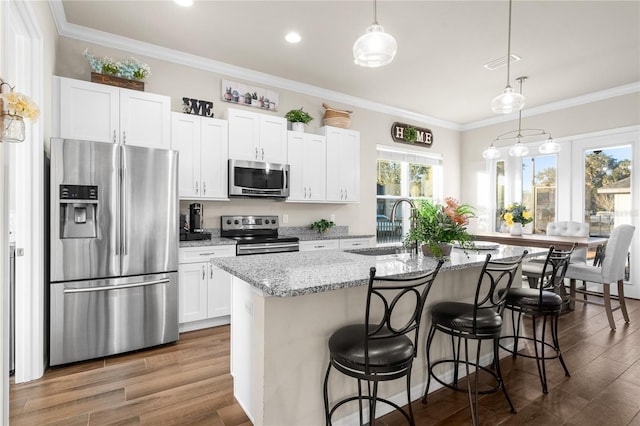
[353, 0, 397, 68]
[483, 77, 560, 159]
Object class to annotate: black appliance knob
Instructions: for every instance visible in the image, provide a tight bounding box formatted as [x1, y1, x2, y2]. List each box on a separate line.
[226, 219, 232, 225]
[234, 219, 240, 225]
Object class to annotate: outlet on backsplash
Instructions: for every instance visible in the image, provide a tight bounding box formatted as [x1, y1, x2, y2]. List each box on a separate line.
[282, 214, 289, 224]
[330, 214, 335, 222]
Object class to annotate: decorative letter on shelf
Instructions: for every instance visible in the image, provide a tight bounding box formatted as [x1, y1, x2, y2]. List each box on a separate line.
[390, 122, 433, 148]
[182, 97, 214, 118]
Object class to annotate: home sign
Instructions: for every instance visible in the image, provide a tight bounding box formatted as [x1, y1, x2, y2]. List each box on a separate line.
[391, 122, 433, 147]
[182, 97, 214, 117]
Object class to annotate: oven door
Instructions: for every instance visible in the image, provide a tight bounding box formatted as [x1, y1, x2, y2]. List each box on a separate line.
[228, 159, 289, 198]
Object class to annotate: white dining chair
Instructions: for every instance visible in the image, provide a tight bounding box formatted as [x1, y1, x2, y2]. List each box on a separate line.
[546, 221, 589, 263]
[565, 224, 635, 330]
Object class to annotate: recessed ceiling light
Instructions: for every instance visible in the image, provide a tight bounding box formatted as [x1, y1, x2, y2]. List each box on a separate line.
[174, 0, 193, 7]
[285, 32, 301, 43]
[484, 54, 522, 71]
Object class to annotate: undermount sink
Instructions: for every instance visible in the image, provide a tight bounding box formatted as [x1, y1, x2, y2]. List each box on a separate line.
[347, 246, 412, 257]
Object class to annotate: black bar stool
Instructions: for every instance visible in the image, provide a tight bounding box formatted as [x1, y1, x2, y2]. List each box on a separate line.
[499, 244, 575, 394]
[422, 252, 527, 426]
[323, 261, 444, 426]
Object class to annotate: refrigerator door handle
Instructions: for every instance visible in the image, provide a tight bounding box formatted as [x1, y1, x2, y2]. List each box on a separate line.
[121, 164, 127, 255]
[63, 278, 171, 294]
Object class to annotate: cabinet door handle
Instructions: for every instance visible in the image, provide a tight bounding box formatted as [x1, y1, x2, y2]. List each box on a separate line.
[309, 187, 312, 198]
[255, 147, 258, 159]
[261, 148, 264, 160]
[122, 130, 126, 145]
[203, 181, 206, 195]
[344, 189, 348, 200]
[210, 264, 213, 279]
[112, 130, 117, 144]
[195, 181, 199, 194]
[202, 265, 205, 280]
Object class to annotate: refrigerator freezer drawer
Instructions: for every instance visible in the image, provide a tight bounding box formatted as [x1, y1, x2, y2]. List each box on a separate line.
[50, 272, 178, 366]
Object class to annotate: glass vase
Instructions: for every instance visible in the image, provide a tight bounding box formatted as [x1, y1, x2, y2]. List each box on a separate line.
[1, 114, 25, 143]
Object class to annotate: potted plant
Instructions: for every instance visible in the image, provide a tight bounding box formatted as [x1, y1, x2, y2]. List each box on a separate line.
[244, 92, 252, 104]
[310, 218, 335, 234]
[500, 203, 533, 236]
[251, 92, 259, 106]
[284, 107, 313, 132]
[406, 197, 476, 257]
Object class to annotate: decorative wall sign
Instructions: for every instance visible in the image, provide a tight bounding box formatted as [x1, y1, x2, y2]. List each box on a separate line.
[391, 122, 433, 147]
[221, 79, 279, 111]
[182, 97, 214, 117]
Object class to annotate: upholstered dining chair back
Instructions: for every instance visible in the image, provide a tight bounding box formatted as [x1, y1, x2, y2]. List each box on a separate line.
[546, 221, 589, 263]
[600, 224, 635, 283]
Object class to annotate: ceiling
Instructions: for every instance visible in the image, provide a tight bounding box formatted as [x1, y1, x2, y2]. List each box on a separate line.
[58, 0, 640, 128]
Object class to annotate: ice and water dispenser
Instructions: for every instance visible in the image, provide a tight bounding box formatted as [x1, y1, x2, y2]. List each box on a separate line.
[59, 184, 98, 238]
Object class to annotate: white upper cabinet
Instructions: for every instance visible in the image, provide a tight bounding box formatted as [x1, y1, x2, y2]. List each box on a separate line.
[55, 76, 171, 149]
[227, 108, 287, 164]
[171, 112, 228, 200]
[320, 126, 360, 203]
[287, 131, 326, 202]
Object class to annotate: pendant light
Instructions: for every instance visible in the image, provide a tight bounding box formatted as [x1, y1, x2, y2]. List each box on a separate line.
[353, 0, 397, 68]
[484, 77, 557, 159]
[491, 0, 525, 114]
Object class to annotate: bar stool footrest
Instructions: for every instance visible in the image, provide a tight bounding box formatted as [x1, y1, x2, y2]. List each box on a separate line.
[499, 336, 562, 361]
[328, 395, 411, 425]
[430, 359, 503, 395]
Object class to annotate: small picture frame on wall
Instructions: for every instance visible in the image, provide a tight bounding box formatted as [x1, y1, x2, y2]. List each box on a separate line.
[221, 79, 279, 111]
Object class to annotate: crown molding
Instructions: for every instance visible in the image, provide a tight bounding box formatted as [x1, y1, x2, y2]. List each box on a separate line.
[48, 0, 462, 131]
[463, 82, 640, 131]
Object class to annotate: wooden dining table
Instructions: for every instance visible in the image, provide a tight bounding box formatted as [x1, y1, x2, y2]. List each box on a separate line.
[473, 232, 608, 250]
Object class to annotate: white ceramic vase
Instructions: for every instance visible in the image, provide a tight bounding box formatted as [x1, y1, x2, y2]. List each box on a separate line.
[291, 122, 305, 133]
[510, 222, 523, 236]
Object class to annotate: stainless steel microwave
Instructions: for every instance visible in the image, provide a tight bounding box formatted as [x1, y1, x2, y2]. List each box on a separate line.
[228, 159, 290, 199]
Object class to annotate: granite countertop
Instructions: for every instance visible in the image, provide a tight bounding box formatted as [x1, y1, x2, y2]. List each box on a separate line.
[211, 245, 546, 297]
[178, 225, 374, 248]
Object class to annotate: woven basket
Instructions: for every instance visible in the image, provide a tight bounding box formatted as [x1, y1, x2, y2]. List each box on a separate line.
[322, 103, 352, 129]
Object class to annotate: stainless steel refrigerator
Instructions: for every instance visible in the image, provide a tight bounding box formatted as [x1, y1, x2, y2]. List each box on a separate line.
[49, 138, 179, 366]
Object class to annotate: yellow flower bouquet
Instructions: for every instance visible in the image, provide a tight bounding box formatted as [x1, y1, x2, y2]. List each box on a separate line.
[501, 203, 533, 226]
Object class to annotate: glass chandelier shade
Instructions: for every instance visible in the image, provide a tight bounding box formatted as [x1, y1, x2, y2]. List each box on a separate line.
[353, 0, 397, 68]
[508, 140, 529, 157]
[538, 136, 561, 154]
[482, 143, 501, 159]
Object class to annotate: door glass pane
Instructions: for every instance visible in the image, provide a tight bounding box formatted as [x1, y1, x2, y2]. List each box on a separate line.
[522, 155, 557, 233]
[584, 146, 632, 237]
[377, 160, 401, 196]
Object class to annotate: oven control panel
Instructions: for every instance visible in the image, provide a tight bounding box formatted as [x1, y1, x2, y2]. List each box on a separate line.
[221, 215, 279, 231]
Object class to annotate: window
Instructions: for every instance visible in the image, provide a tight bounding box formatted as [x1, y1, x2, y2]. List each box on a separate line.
[522, 155, 557, 234]
[376, 147, 442, 244]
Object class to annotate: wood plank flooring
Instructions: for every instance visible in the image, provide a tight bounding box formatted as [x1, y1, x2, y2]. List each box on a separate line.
[10, 297, 640, 425]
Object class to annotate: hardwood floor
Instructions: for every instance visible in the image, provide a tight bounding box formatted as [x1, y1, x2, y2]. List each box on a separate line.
[10, 297, 640, 425]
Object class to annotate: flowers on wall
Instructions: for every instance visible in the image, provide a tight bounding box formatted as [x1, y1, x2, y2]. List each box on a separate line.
[83, 49, 151, 81]
[501, 203, 533, 226]
[0, 90, 40, 121]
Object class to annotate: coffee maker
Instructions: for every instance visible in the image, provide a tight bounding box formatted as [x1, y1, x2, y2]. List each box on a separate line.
[180, 203, 211, 241]
[189, 203, 203, 232]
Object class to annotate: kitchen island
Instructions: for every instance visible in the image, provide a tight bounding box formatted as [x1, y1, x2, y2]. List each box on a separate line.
[212, 245, 542, 426]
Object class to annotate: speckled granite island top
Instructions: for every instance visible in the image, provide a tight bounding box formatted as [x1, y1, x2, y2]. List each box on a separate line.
[211, 245, 544, 297]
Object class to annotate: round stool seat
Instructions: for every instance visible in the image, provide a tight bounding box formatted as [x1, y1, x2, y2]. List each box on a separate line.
[329, 324, 414, 373]
[431, 301, 503, 337]
[503, 288, 563, 314]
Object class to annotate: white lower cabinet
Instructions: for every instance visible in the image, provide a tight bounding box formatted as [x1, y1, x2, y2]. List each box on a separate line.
[339, 238, 372, 250]
[299, 238, 371, 251]
[178, 245, 235, 331]
[299, 240, 340, 251]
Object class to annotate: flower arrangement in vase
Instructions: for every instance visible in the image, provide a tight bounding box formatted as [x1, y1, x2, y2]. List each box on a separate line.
[406, 197, 476, 257]
[310, 218, 335, 234]
[0, 80, 40, 143]
[500, 203, 533, 235]
[83, 49, 151, 81]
